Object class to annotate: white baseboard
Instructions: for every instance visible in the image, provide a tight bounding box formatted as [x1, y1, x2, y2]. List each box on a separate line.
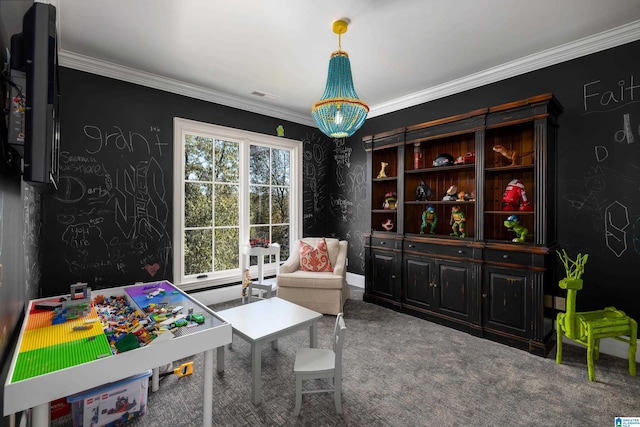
[346, 272, 364, 288]
[192, 284, 243, 306]
[192, 278, 278, 306]
[562, 335, 639, 362]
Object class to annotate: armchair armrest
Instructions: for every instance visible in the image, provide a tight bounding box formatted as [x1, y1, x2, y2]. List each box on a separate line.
[279, 241, 301, 274]
[279, 255, 300, 274]
[332, 240, 348, 277]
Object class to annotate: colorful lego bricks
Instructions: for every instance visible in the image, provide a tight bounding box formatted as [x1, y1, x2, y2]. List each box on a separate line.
[11, 304, 111, 382]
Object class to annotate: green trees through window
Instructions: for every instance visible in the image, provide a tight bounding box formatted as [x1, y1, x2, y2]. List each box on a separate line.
[175, 118, 300, 288]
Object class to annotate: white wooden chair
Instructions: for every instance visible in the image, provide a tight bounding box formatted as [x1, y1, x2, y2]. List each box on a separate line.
[293, 313, 346, 416]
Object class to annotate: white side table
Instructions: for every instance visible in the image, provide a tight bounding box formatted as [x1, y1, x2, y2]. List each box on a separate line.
[241, 243, 280, 302]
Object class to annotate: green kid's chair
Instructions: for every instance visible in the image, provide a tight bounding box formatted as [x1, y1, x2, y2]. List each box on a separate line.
[555, 250, 637, 382]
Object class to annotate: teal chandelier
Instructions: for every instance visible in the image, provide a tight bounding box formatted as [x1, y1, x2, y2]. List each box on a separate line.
[312, 19, 369, 139]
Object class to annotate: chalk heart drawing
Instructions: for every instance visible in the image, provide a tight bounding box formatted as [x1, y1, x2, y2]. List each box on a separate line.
[144, 263, 160, 277]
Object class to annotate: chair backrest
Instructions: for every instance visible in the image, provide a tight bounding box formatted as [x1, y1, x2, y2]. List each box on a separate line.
[247, 282, 274, 303]
[333, 313, 347, 375]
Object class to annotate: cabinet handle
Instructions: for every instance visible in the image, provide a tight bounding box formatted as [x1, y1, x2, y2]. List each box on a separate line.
[391, 275, 396, 279]
[409, 244, 414, 248]
[458, 250, 464, 254]
[502, 254, 509, 259]
[482, 293, 487, 298]
[380, 241, 386, 245]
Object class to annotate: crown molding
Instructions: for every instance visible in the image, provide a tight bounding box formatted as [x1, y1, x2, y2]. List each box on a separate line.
[58, 20, 640, 125]
[58, 50, 317, 127]
[369, 20, 640, 118]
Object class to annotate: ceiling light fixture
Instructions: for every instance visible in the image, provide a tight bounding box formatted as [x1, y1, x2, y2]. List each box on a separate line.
[312, 19, 369, 139]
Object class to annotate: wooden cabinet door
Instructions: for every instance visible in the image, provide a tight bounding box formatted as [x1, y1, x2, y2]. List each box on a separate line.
[482, 265, 531, 337]
[434, 259, 473, 322]
[403, 254, 434, 309]
[370, 248, 399, 300]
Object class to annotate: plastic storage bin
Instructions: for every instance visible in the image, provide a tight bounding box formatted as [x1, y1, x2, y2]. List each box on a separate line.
[67, 370, 152, 427]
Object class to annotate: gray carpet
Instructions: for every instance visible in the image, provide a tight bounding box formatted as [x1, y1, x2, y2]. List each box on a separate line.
[55, 286, 638, 426]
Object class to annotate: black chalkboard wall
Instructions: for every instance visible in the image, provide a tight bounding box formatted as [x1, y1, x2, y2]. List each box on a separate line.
[346, 39, 640, 321]
[42, 68, 328, 296]
[41, 40, 639, 322]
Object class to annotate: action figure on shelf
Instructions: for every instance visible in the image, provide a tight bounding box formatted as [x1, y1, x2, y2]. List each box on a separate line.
[415, 179, 434, 201]
[383, 191, 397, 209]
[442, 185, 458, 201]
[502, 179, 533, 211]
[457, 191, 474, 201]
[450, 205, 466, 238]
[377, 162, 388, 178]
[503, 215, 529, 242]
[420, 205, 438, 234]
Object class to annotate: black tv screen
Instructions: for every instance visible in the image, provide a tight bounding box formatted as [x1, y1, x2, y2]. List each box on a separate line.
[15, 2, 60, 192]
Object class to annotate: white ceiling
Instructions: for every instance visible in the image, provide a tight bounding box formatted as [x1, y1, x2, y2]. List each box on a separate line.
[3, 0, 640, 127]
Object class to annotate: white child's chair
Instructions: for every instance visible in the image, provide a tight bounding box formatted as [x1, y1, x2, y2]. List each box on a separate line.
[293, 312, 347, 416]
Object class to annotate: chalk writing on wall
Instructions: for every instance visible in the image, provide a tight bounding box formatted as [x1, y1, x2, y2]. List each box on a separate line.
[50, 124, 171, 286]
[333, 138, 352, 187]
[303, 132, 328, 234]
[582, 74, 640, 115]
[565, 73, 640, 258]
[330, 136, 367, 225]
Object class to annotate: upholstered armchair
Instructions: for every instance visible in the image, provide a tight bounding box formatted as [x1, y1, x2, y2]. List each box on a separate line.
[277, 237, 349, 315]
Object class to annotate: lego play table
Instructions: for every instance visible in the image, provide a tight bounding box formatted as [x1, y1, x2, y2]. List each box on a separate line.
[3, 280, 231, 427]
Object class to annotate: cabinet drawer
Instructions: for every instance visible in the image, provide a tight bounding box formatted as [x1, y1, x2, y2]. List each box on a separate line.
[403, 240, 473, 259]
[484, 249, 531, 266]
[370, 237, 398, 249]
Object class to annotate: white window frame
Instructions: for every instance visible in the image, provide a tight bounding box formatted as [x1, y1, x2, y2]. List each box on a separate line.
[173, 117, 302, 291]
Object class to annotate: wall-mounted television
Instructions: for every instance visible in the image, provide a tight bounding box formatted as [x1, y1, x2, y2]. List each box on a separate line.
[8, 2, 60, 192]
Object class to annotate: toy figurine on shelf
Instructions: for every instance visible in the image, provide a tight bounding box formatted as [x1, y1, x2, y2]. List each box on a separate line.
[450, 205, 466, 238]
[377, 162, 388, 178]
[503, 215, 529, 242]
[442, 185, 457, 201]
[502, 179, 533, 211]
[381, 219, 394, 231]
[420, 205, 438, 234]
[415, 179, 434, 201]
[457, 191, 474, 201]
[383, 191, 397, 209]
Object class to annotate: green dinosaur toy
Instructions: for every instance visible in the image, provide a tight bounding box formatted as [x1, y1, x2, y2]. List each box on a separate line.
[503, 215, 528, 242]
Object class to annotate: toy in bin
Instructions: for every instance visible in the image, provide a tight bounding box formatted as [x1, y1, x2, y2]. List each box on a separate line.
[67, 370, 151, 427]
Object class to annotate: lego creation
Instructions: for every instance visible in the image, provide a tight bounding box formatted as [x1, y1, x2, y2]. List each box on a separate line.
[9, 281, 217, 383]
